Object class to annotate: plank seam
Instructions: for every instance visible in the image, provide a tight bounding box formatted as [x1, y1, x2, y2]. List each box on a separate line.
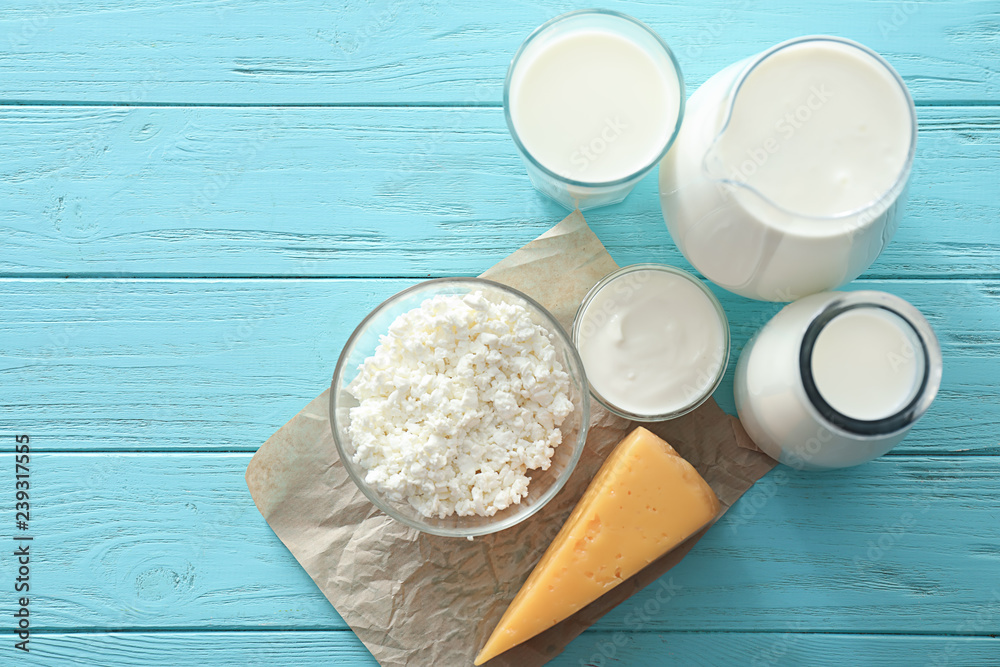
[15, 629, 1000, 637]
[0, 100, 996, 108]
[1, 275, 997, 282]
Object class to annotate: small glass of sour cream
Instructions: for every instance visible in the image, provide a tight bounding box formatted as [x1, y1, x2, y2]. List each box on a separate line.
[573, 264, 730, 421]
[504, 10, 684, 211]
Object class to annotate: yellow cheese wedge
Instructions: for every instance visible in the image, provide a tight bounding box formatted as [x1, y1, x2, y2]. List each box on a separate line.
[474, 426, 720, 665]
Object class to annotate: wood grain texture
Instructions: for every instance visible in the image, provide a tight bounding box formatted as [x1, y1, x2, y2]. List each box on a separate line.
[0, 105, 997, 278]
[2, 277, 997, 453]
[7, 631, 1000, 666]
[1, 1, 998, 663]
[1, 453, 998, 635]
[0, 0, 995, 105]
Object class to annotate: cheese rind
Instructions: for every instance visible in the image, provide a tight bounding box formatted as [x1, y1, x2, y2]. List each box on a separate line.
[474, 426, 720, 665]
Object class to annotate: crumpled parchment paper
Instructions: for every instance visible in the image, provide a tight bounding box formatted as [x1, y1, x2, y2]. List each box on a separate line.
[246, 210, 777, 666]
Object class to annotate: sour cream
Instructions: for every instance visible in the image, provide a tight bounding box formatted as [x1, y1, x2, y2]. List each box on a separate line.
[573, 265, 729, 420]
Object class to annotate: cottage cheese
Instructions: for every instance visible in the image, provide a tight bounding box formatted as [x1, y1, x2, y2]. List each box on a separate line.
[347, 290, 574, 519]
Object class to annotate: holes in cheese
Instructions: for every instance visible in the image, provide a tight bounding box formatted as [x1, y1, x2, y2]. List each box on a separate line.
[474, 426, 720, 665]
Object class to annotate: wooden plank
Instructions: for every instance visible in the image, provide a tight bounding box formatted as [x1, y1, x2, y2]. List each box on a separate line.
[2, 453, 999, 633]
[566, 632, 1000, 667]
[0, 106, 996, 278]
[1, 277, 997, 454]
[2, 453, 348, 631]
[0, 0, 994, 105]
[6, 631, 1000, 666]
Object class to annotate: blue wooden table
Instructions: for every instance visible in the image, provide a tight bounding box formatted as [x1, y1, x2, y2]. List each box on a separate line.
[2, 1, 998, 665]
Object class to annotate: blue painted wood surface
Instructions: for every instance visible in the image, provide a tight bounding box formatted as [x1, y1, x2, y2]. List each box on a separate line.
[1, 1, 999, 665]
[0, 106, 997, 278]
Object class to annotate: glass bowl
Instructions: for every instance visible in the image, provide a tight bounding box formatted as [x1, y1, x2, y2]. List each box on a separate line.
[330, 277, 590, 538]
[572, 263, 730, 421]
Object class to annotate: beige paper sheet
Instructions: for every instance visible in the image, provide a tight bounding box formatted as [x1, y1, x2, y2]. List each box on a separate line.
[246, 211, 777, 666]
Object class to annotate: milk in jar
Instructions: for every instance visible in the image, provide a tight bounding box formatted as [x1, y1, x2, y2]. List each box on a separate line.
[734, 291, 941, 470]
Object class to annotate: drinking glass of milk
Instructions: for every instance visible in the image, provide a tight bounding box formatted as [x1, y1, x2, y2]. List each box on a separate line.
[660, 36, 917, 301]
[734, 291, 942, 470]
[505, 10, 684, 211]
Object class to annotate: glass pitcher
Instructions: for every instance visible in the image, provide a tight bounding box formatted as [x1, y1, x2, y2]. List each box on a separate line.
[659, 36, 917, 302]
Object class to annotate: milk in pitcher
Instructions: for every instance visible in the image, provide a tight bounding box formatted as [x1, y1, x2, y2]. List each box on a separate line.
[660, 37, 916, 301]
